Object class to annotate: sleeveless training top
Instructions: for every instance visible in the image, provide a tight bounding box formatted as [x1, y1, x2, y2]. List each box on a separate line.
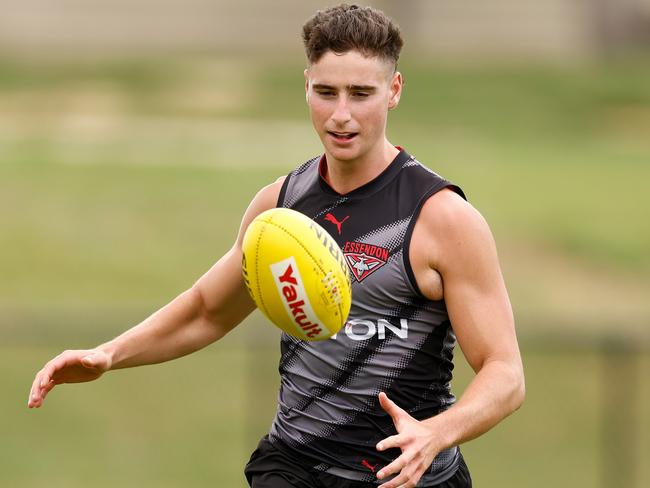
[269, 148, 466, 485]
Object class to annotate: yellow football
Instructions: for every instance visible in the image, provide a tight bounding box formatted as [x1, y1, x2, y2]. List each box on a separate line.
[242, 208, 351, 340]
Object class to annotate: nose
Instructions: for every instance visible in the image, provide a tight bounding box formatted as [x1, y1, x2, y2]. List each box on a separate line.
[331, 95, 352, 126]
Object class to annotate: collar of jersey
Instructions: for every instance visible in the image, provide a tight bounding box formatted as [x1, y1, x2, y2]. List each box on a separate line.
[317, 148, 412, 198]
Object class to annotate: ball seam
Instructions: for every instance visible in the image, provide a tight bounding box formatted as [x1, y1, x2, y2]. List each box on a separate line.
[254, 222, 270, 318]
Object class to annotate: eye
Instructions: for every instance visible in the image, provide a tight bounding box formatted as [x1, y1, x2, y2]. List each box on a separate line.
[352, 91, 370, 99]
[316, 90, 336, 98]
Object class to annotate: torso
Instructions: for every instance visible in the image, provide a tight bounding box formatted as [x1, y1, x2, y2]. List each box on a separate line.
[269, 148, 466, 483]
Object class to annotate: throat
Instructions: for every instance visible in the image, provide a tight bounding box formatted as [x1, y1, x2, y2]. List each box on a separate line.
[322, 144, 399, 195]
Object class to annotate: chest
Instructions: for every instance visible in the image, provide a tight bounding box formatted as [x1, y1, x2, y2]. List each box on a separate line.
[282, 159, 450, 310]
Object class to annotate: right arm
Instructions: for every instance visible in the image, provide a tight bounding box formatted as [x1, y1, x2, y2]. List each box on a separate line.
[28, 178, 284, 408]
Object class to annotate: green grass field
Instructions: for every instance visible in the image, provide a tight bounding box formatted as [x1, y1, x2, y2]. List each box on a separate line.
[1, 56, 649, 486]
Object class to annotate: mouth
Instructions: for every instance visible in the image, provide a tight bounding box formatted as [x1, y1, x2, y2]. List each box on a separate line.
[327, 131, 359, 142]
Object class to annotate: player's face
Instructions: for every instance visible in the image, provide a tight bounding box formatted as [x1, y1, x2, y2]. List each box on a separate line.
[305, 50, 402, 167]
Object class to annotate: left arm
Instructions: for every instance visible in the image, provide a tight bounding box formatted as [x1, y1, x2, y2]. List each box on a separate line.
[376, 190, 525, 487]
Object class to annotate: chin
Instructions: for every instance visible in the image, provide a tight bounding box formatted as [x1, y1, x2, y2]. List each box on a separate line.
[323, 142, 363, 163]
[332, 151, 364, 165]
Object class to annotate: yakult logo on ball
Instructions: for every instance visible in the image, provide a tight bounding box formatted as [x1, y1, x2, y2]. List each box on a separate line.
[270, 257, 328, 340]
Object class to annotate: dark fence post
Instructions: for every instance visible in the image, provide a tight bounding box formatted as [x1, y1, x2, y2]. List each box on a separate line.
[600, 336, 640, 488]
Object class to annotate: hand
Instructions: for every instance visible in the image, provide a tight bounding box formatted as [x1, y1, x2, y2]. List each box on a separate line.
[27, 349, 112, 408]
[375, 392, 441, 488]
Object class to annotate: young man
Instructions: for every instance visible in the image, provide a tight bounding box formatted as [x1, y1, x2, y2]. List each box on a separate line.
[28, 5, 524, 488]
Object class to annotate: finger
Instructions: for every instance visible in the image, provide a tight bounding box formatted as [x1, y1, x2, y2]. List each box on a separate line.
[378, 460, 420, 488]
[38, 364, 54, 387]
[28, 387, 39, 408]
[407, 463, 429, 488]
[29, 373, 42, 401]
[28, 370, 48, 407]
[28, 353, 72, 408]
[378, 392, 406, 425]
[41, 379, 57, 398]
[377, 434, 405, 451]
[40, 360, 64, 387]
[378, 468, 411, 488]
[38, 386, 54, 406]
[377, 451, 411, 480]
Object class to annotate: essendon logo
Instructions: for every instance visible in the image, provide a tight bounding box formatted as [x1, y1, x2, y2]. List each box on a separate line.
[270, 257, 328, 340]
[343, 242, 389, 282]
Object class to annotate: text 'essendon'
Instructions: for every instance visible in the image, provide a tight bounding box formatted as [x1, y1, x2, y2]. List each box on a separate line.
[343, 241, 389, 262]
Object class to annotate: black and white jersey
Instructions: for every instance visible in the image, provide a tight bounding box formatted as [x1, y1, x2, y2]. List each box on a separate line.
[270, 148, 466, 484]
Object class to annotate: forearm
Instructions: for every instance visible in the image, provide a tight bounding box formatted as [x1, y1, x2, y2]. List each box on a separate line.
[98, 286, 223, 370]
[425, 358, 525, 450]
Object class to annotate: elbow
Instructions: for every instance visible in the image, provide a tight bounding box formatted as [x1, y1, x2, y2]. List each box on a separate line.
[187, 284, 239, 342]
[186, 285, 224, 339]
[187, 284, 209, 318]
[510, 365, 526, 412]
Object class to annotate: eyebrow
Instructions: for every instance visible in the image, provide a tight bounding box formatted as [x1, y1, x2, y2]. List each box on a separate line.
[312, 83, 377, 92]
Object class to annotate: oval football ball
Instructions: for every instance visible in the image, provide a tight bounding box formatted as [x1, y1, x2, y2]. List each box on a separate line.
[242, 208, 352, 341]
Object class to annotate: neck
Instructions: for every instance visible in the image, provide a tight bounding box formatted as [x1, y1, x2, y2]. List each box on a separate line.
[324, 140, 399, 194]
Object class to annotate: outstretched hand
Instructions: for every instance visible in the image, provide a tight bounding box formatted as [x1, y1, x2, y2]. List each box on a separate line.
[376, 392, 442, 488]
[28, 349, 112, 408]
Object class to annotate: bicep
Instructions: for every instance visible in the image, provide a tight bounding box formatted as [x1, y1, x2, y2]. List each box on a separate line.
[195, 244, 256, 329]
[433, 202, 520, 374]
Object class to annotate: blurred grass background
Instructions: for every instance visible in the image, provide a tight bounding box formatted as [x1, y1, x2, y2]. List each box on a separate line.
[2, 1, 650, 486]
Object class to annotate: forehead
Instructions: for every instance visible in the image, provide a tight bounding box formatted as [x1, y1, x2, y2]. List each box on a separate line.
[307, 50, 392, 86]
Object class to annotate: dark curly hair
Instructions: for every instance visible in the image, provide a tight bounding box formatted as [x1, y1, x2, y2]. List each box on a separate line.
[302, 4, 403, 67]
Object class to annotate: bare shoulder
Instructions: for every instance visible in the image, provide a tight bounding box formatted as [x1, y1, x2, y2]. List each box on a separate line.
[413, 188, 497, 279]
[251, 175, 287, 211]
[421, 188, 488, 235]
[234, 175, 286, 246]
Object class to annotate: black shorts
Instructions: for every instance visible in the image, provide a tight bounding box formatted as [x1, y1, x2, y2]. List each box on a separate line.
[244, 436, 472, 488]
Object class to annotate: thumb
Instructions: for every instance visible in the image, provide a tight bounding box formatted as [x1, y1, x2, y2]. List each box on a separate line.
[378, 392, 404, 424]
[81, 352, 108, 370]
[81, 354, 97, 368]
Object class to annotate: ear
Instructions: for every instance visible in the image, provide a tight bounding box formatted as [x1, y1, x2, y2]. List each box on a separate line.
[388, 71, 403, 110]
[304, 68, 311, 103]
